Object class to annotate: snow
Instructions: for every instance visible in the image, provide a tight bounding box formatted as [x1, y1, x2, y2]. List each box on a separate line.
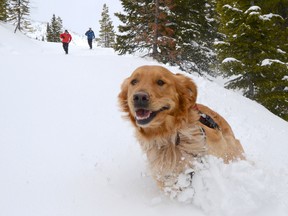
[244, 6, 261, 14]
[260, 13, 283, 21]
[261, 59, 286, 66]
[222, 57, 241, 64]
[1, 22, 288, 216]
[244, 6, 283, 21]
[223, 4, 242, 13]
[277, 48, 286, 54]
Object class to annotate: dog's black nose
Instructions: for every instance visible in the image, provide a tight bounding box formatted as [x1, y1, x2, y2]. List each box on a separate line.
[133, 92, 149, 107]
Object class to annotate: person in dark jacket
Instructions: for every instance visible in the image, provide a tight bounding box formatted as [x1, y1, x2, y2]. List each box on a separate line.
[85, 28, 95, 49]
[60, 30, 72, 54]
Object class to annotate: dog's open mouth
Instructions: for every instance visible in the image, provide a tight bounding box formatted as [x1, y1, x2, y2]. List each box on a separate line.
[135, 106, 170, 125]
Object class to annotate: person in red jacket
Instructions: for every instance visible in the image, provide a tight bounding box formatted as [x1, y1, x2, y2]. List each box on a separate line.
[60, 30, 72, 54]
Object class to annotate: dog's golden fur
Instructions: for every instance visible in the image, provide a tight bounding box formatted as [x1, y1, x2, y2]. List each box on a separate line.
[119, 65, 244, 189]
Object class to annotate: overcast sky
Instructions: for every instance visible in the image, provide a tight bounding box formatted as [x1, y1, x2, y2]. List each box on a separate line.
[30, 0, 123, 35]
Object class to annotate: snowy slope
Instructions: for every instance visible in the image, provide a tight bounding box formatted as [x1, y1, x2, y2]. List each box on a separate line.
[0, 23, 288, 216]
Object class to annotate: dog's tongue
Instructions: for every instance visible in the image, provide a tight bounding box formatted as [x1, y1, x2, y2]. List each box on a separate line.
[135, 109, 151, 120]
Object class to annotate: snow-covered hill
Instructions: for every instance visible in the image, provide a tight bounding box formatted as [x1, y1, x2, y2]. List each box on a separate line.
[1, 23, 288, 216]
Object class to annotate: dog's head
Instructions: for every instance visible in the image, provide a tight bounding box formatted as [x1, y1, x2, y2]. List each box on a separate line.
[118, 65, 197, 131]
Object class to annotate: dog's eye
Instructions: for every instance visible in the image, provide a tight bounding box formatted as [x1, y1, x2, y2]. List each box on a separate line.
[157, 80, 165, 86]
[131, 79, 138, 85]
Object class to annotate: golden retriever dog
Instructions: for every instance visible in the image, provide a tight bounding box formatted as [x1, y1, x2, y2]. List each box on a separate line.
[118, 65, 245, 191]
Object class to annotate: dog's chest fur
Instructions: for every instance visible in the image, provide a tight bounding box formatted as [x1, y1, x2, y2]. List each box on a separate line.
[137, 124, 207, 187]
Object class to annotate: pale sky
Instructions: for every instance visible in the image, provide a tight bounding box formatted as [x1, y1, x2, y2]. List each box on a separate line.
[30, 0, 123, 35]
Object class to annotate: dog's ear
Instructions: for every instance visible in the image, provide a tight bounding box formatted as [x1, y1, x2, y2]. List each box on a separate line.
[175, 73, 197, 108]
[118, 77, 130, 114]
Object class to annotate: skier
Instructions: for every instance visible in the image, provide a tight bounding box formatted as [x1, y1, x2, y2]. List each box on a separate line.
[60, 30, 72, 54]
[85, 28, 95, 49]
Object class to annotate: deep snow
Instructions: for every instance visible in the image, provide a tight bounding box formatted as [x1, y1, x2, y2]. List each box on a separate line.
[1, 23, 288, 216]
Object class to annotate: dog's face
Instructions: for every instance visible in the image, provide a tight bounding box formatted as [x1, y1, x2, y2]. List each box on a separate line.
[119, 65, 197, 129]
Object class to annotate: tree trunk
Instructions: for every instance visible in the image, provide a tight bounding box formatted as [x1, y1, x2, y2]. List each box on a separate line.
[14, 13, 21, 33]
[152, 0, 159, 56]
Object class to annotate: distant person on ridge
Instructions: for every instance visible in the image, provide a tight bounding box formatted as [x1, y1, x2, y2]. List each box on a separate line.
[60, 30, 72, 54]
[85, 28, 95, 49]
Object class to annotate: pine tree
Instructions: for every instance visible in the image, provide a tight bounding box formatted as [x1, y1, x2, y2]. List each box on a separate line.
[115, 0, 181, 63]
[115, 0, 156, 55]
[46, 23, 52, 41]
[9, 0, 31, 33]
[151, 0, 178, 64]
[256, 60, 288, 120]
[0, 0, 8, 21]
[55, 16, 63, 41]
[216, 1, 288, 120]
[173, 0, 220, 74]
[97, 4, 116, 48]
[115, 0, 219, 73]
[46, 14, 63, 42]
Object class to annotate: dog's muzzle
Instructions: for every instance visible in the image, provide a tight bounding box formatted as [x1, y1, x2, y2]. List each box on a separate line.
[133, 92, 170, 125]
[133, 91, 150, 108]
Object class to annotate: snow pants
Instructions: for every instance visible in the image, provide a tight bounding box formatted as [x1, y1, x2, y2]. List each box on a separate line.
[62, 42, 69, 54]
[88, 39, 93, 49]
